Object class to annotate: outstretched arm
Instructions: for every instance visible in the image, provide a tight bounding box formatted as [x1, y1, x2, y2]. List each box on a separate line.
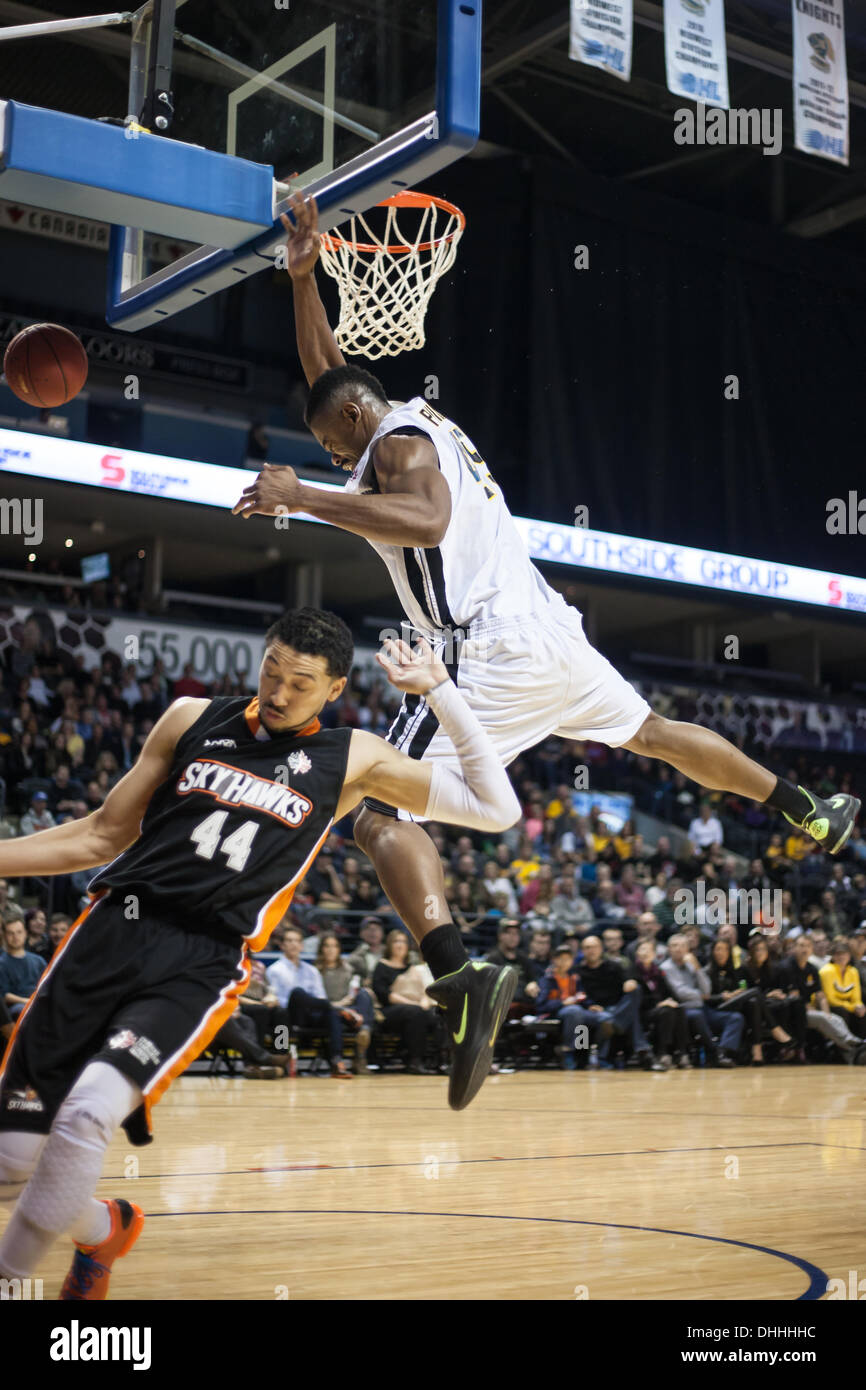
[0, 699, 207, 878]
[282, 193, 345, 386]
[336, 640, 520, 831]
[232, 434, 452, 548]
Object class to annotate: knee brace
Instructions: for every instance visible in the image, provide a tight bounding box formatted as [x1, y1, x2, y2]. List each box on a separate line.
[58, 1060, 143, 1149]
[53, 1089, 118, 1154]
[9, 1063, 141, 1236]
[12, 1099, 116, 1237]
[0, 1131, 45, 1197]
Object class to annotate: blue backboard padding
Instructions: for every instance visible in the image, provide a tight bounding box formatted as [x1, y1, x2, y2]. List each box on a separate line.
[106, 0, 482, 331]
[0, 102, 274, 247]
[106, 124, 475, 330]
[437, 0, 481, 149]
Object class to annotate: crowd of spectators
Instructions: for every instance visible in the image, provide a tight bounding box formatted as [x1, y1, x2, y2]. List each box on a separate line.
[2, 616, 866, 1077]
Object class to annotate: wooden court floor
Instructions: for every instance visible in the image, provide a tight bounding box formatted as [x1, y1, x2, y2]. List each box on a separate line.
[24, 1067, 866, 1300]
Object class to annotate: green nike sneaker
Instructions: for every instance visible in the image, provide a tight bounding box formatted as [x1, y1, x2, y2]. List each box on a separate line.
[426, 961, 517, 1111]
[783, 788, 861, 855]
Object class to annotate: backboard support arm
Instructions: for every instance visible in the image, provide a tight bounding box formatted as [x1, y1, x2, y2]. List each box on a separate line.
[138, 0, 177, 133]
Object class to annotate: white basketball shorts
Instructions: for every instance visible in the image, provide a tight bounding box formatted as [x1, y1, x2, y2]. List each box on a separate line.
[364, 607, 651, 822]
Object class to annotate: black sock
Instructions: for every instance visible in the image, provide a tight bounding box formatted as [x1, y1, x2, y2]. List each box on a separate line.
[763, 777, 814, 824]
[420, 923, 469, 980]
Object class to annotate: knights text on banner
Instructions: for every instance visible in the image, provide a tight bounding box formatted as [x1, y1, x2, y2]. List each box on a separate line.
[792, 0, 849, 165]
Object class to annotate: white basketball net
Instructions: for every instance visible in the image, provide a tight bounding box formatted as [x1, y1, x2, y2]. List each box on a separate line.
[318, 196, 465, 360]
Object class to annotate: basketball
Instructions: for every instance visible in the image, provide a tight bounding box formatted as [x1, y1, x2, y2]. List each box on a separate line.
[2, 322, 89, 408]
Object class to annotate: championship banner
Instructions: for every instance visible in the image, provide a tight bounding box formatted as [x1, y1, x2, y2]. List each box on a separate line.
[568, 0, 633, 83]
[664, 0, 730, 109]
[791, 0, 849, 165]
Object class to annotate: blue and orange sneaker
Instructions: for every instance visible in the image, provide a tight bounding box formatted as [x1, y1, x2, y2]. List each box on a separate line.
[59, 1198, 144, 1300]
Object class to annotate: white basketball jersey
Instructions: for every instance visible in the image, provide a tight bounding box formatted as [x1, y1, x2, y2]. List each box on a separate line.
[344, 397, 574, 636]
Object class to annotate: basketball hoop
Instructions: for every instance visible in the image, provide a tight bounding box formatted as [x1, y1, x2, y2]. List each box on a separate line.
[318, 192, 465, 360]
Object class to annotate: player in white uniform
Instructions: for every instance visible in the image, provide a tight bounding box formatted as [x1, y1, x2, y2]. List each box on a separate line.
[235, 193, 860, 1110]
[339, 395, 651, 766]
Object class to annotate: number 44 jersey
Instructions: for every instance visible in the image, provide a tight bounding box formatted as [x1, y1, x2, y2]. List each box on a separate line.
[89, 696, 351, 949]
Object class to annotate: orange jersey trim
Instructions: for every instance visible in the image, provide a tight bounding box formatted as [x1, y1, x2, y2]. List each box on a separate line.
[244, 697, 262, 736]
[139, 815, 334, 1125]
[245, 817, 334, 953]
[141, 950, 252, 1132]
[244, 697, 321, 739]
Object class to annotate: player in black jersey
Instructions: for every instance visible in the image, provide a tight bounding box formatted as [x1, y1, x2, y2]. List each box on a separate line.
[0, 608, 519, 1300]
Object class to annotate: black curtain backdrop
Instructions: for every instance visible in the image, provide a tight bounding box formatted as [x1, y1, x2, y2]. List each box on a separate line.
[376, 158, 533, 515]
[411, 154, 866, 575]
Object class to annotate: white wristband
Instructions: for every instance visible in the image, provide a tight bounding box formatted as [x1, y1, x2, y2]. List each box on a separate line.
[422, 679, 521, 832]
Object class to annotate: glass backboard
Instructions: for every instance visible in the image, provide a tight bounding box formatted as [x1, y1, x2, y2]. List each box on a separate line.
[107, 0, 480, 331]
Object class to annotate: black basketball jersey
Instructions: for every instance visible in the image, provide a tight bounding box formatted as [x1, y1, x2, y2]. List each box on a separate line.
[89, 696, 352, 949]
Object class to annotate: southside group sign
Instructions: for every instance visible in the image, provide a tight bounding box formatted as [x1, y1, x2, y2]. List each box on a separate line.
[1, 425, 865, 616]
[514, 518, 866, 614]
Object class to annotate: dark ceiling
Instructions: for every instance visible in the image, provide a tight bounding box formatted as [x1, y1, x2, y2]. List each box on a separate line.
[0, 0, 864, 255]
[476, 0, 866, 255]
